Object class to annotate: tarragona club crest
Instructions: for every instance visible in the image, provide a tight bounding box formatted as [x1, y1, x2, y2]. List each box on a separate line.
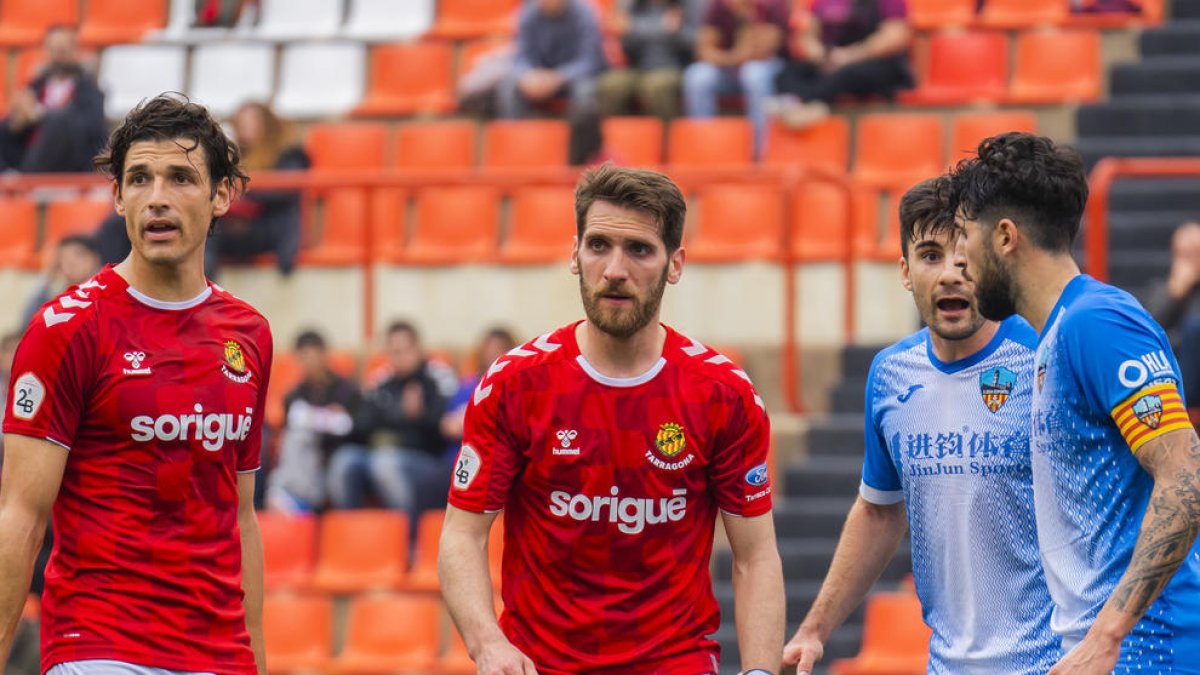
[655, 422, 687, 458]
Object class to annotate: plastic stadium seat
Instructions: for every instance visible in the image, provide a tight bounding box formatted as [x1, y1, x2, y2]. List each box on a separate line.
[263, 593, 333, 674]
[394, 121, 478, 170]
[601, 117, 665, 166]
[266, 355, 302, 428]
[406, 509, 444, 591]
[790, 181, 851, 262]
[977, 0, 1070, 28]
[0, 0, 78, 46]
[482, 120, 570, 169]
[369, 188, 408, 263]
[311, 510, 409, 592]
[299, 189, 368, 267]
[355, 42, 455, 116]
[79, 0, 168, 45]
[763, 117, 850, 175]
[258, 511, 317, 590]
[460, 38, 514, 74]
[950, 111, 1037, 162]
[188, 43, 275, 118]
[98, 45, 187, 120]
[831, 592, 931, 675]
[0, 198, 38, 269]
[899, 31, 1008, 105]
[329, 594, 441, 675]
[906, 0, 975, 29]
[687, 185, 785, 263]
[274, 42, 366, 119]
[852, 114, 945, 188]
[667, 118, 753, 168]
[1008, 28, 1101, 104]
[499, 186, 576, 264]
[306, 123, 389, 172]
[44, 199, 111, 248]
[430, 0, 521, 38]
[344, 0, 434, 40]
[255, 0, 342, 40]
[403, 187, 501, 265]
[852, 185, 904, 261]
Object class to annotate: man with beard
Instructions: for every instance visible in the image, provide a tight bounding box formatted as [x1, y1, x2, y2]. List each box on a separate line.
[950, 132, 1200, 673]
[438, 164, 784, 675]
[783, 177, 1059, 675]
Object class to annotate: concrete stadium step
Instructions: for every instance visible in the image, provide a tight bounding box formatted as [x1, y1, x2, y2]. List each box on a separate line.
[784, 455, 864, 500]
[1108, 177, 1200, 212]
[774, 495, 858, 539]
[1110, 59, 1200, 96]
[1140, 20, 1200, 56]
[830, 377, 868, 414]
[803, 414, 866, 457]
[1074, 135, 1200, 167]
[1077, 97, 1200, 136]
[1175, 0, 1200, 19]
[1108, 211, 1193, 251]
[841, 344, 884, 379]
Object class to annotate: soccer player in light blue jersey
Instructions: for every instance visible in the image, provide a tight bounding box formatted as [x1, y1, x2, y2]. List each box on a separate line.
[783, 177, 1059, 675]
[951, 132, 1200, 674]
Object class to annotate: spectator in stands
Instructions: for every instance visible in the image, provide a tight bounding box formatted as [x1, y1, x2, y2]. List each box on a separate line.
[0, 25, 106, 173]
[597, 0, 704, 120]
[682, 0, 790, 158]
[328, 321, 448, 517]
[213, 101, 309, 276]
[268, 330, 360, 513]
[1149, 220, 1200, 404]
[498, 0, 608, 119]
[768, 0, 913, 129]
[20, 234, 102, 329]
[441, 327, 518, 447]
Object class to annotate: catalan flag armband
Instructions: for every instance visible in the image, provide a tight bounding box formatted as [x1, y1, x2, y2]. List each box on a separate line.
[1111, 382, 1191, 452]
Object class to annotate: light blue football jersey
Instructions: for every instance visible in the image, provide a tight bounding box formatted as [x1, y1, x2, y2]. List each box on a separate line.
[861, 316, 1060, 674]
[1032, 275, 1200, 672]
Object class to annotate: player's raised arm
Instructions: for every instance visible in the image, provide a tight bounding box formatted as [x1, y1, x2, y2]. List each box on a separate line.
[722, 511, 784, 675]
[783, 497, 907, 674]
[0, 434, 67, 663]
[439, 505, 537, 675]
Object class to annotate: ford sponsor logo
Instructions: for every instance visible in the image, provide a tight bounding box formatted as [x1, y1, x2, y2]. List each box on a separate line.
[745, 463, 769, 487]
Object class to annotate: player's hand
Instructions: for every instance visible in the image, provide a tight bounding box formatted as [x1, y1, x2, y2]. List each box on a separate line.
[1047, 634, 1120, 675]
[475, 638, 538, 675]
[782, 626, 824, 675]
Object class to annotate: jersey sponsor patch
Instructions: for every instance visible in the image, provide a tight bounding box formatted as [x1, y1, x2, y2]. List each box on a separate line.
[11, 372, 45, 420]
[453, 444, 481, 490]
[1112, 382, 1191, 452]
[745, 463, 769, 486]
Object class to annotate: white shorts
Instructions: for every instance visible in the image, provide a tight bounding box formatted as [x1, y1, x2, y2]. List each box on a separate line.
[47, 660, 216, 675]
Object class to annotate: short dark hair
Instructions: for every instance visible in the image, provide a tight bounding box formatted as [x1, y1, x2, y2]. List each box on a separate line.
[899, 176, 954, 258]
[58, 234, 101, 257]
[574, 163, 687, 253]
[386, 320, 419, 343]
[294, 329, 327, 351]
[93, 94, 249, 200]
[947, 132, 1088, 253]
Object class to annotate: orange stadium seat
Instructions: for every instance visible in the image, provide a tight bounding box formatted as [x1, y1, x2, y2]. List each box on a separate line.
[430, 0, 521, 38]
[311, 510, 409, 592]
[439, 625, 477, 675]
[459, 37, 514, 74]
[266, 353, 303, 428]
[852, 114, 945, 188]
[258, 511, 317, 590]
[906, 0, 976, 29]
[368, 188, 409, 263]
[403, 186, 501, 265]
[852, 185, 905, 261]
[763, 116, 850, 175]
[299, 189, 368, 267]
[900, 31, 1008, 105]
[306, 123, 389, 172]
[790, 180, 851, 262]
[482, 120, 570, 169]
[39, 199, 112, 266]
[667, 118, 753, 168]
[601, 116, 665, 166]
[950, 110, 1037, 161]
[687, 184, 785, 263]
[79, 0, 168, 45]
[1008, 28, 1101, 104]
[394, 120, 478, 170]
[977, 0, 1070, 28]
[831, 592, 931, 675]
[14, 48, 46, 88]
[406, 509, 445, 591]
[0, 0, 79, 46]
[0, 198, 38, 269]
[355, 41, 456, 117]
[329, 594, 441, 675]
[262, 593, 333, 675]
[499, 186, 575, 264]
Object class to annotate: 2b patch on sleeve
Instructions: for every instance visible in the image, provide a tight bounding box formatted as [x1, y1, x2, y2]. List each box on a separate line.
[11, 372, 45, 421]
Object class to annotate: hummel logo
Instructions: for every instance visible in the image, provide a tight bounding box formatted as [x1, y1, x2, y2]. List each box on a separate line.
[123, 351, 151, 376]
[897, 384, 924, 403]
[554, 429, 580, 456]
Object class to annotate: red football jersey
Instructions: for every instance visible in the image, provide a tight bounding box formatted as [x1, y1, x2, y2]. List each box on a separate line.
[3, 265, 271, 675]
[449, 322, 773, 675]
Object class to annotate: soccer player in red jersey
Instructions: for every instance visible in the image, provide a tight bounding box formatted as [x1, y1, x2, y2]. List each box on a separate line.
[0, 94, 270, 675]
[438, 164, 785, 675]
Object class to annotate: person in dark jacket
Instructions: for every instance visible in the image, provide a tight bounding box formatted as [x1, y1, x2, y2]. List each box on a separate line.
[0, 25, 107, 173]
[498, 0, 607, 119]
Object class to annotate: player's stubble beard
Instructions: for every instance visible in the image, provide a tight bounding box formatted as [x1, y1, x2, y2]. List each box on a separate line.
[972, 239, 1019, 322]
[579, 262, 669, 340]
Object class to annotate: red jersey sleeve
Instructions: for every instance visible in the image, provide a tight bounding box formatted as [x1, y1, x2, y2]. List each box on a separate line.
[448, 374, 524, 513]
[709, 385, 773, 517]
[4, 310, 97, 449]
[239, 323, 273, 473]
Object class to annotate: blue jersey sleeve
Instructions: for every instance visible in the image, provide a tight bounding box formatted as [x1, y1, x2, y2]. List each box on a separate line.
[861, 357, 904, 504]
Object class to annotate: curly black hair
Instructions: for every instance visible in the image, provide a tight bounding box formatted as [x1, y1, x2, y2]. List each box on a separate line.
[93, 93, 249, 199]
[946, 132, 1088, 253]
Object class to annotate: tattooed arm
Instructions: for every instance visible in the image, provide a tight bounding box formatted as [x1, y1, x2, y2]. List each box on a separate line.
[1049, 427, 1200, 674]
